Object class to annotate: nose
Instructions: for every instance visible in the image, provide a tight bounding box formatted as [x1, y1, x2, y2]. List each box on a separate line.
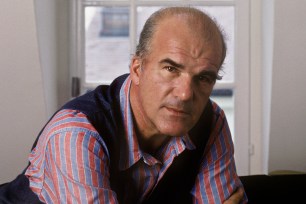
[173, 75, 194, 101]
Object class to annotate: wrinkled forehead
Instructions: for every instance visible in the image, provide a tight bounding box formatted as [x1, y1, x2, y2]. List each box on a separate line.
[151, 15, 224, 65]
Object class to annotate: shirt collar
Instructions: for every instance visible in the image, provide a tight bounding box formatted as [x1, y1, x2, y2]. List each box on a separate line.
[118, 75, 196, 170]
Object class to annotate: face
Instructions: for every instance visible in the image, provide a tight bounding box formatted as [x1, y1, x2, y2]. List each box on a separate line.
[130, 16, 222, 138]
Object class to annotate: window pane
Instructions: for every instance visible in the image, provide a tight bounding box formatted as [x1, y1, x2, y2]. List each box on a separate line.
[197, 6, 235, 82]
[137, 7, 162, 38]
[85, 7, 130, 84]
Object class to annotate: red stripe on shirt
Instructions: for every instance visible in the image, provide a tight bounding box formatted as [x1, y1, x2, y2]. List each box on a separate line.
[88, 136, 99, 187]
[63, 132, 73, 203]
[43, 180, 58, 203]
[53, 135, 62, 202]
[214, 137, 226, 201]
[204, 152, 215, 204]
[75, 132, 92, 202]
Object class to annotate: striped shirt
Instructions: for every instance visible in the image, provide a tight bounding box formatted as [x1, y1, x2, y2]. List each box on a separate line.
[25, 76, 247, 203]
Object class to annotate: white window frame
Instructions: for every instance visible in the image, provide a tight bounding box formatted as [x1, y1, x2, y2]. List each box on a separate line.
[70, 0, 250, 175]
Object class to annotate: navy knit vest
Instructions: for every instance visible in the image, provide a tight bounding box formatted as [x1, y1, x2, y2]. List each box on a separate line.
[0, 74, 213, 204]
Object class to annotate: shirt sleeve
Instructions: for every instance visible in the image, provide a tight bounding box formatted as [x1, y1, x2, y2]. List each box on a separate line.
[191, 107, 248, 204]
[25, 109, 119, 204]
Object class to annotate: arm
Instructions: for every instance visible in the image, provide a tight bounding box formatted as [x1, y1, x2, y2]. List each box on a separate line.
[191, 108, 247, 204]
[25, 110, 118, 203]
[224, 187, 244, 204]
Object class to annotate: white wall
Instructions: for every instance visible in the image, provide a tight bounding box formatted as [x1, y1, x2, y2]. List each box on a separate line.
[0, 0, 70, 184]
[35, 0, 57, 116]
[56, 0, 70, 108]
[261, 0, 274, 174]
[268, 0, 306, 172]
[35, 0, 70, 116]
[0, 1, 47, 183]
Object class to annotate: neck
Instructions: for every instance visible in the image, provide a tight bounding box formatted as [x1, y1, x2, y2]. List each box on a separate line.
[130, 83, 169, 153]
[137, 131, 170, 155]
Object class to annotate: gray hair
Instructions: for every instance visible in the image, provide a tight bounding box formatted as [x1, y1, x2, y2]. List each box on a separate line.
[135, 7, 227, 67]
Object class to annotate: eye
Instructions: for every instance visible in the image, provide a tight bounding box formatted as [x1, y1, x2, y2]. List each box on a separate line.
[164, 66, 178, 73]
[198, 74, 215, 84]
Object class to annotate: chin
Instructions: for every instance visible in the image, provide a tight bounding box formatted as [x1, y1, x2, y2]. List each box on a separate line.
[163, 131, 185, 137]
[158, 122, 191, 137]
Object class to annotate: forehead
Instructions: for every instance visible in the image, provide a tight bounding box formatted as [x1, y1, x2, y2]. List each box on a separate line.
[149, 16, 223, 67]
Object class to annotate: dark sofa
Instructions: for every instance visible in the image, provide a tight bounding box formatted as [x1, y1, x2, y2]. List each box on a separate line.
[240, 174, 306, 203]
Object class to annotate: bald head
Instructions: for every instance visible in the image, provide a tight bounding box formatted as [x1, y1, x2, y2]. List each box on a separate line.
[136, 7, 226, 67]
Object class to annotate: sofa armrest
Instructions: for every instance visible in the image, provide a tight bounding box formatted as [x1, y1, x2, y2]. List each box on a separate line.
[240, 174, 306, 203]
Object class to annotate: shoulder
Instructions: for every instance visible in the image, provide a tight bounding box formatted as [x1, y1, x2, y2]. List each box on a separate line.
[205, 100, 234, 156]
[34, 109, 109, 154]
[208, 100, 230, 135]
[29, 109, 111, 169]
[44, 109, 100, 136]
[62, 74, 129, 114]
[26, 110, 112, 199]
[210, 100, 226, 121]
[209, 99, 231, 134]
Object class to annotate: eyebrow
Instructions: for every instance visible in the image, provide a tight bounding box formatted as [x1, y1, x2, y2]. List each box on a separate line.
[199, 70, 218, 77]
[159, 58, 184, 69]
[199, 70, 222, 81]
[159, 57, 222, 80]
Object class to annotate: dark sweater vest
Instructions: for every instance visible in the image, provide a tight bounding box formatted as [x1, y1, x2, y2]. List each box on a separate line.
[0, 74, 213, 204]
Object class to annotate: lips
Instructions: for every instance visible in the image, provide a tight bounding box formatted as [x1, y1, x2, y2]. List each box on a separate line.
[165, 106, 191, 116]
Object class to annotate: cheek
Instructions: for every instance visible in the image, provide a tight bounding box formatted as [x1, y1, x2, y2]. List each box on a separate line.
[193, 91, 212, 115]
[140, 70, 171, 98]
[140, 81, 168, 108]
[139, 76, 161, 107]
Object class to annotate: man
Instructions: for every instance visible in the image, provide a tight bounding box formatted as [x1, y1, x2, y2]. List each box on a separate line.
[0, 7, 246, 204]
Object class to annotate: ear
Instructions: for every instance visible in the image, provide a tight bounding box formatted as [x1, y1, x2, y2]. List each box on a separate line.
[130, 56, 142, 85]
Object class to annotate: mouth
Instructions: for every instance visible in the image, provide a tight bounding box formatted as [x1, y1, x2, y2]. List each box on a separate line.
[164, 106, 191, 117]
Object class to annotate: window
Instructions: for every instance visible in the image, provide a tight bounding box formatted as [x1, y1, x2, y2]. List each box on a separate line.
[71, 0, 250, 175]
[85, 6, 130, 84]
